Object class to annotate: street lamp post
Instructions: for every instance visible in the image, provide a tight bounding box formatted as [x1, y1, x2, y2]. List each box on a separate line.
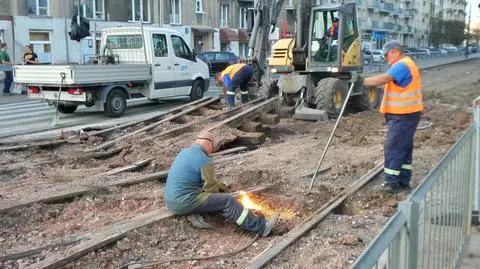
[466, 2, 471, 58]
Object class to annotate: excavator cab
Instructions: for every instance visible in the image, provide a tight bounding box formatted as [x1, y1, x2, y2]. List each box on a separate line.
[307, 3, 361, 71]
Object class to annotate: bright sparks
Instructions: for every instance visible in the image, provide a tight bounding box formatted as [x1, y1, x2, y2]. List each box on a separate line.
[239, 191, 263, 211]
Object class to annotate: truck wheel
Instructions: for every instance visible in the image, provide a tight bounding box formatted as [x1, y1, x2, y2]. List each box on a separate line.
[57, 104, 78, 114]
[189, 80, 204, 101]
[104, 89, 127, 117]
[352, 86, 382, 111]
[314, 78, 349, 118]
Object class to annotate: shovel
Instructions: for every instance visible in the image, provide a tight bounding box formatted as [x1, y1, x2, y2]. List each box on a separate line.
[307, 79, 359, 193]
[49, 72, 66, 127]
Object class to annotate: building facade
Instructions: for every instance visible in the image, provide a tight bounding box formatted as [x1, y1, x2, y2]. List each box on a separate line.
[0, 0, 469, 64]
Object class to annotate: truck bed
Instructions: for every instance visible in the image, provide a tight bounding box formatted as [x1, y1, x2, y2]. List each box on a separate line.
[13, 64, 152, 86]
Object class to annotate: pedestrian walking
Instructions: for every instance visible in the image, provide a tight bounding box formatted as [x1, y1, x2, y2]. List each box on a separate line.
[352, 40, 424, 193]
[0, 43, 13, 96]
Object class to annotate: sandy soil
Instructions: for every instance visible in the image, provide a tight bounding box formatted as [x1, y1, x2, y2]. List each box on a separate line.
[0, 59, 478, 269]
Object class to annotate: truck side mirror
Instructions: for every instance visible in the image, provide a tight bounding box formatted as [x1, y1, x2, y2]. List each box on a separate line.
[191, 49, 197, 62]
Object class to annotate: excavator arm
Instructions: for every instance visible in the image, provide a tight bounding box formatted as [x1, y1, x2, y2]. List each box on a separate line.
[246, 0, 286, 88]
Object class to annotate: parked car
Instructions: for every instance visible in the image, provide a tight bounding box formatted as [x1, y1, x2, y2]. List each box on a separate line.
[197, 51, 238, 75]
[371, 50, 384, 62]
[444, 46, 458, 53]
[197, 53, 212, 74]
[417, 48, 430, 55]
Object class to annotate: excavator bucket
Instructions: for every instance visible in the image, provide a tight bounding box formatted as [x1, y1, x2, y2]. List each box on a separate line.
[293, 100, 328, 121]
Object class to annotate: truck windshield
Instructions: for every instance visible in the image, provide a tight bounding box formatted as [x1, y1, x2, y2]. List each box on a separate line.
[311, 10, 339, 64]
[105, 35, 143, 49]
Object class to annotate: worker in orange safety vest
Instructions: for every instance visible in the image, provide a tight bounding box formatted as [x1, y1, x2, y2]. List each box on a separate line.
[351, 40, 423, 193]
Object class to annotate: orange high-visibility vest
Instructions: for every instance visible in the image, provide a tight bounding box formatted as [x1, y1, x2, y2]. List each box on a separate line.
[220, 63, 246, 80]
[380, 56, 424, 114]
[329, 26, 335, 37]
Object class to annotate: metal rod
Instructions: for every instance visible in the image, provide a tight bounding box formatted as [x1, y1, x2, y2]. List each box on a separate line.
[308, 81, 357, 192]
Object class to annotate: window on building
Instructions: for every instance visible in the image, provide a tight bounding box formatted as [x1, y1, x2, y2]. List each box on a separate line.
[239, 7, 247, 29]
[220, 5, 229, 28]
[170, 0, 181, 24]
[196, 0, 203, 13]
[29, 31, 51, 63]
[80, 0, 105, 20]
[27, 0, 49, 16]
[171, 35, 192, 60]
[128, 0, 151, 22]
[153, 34, 168, 57]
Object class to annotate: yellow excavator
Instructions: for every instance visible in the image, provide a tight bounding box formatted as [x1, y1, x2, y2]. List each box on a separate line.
[267, 1, 381, 120]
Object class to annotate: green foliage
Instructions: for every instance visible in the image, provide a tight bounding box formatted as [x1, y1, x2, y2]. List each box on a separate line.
[429, 17, 466, 47]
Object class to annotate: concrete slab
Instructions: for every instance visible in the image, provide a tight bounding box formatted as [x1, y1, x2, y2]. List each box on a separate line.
[293, 106, 328, 121]
[460, 227, 480, 269]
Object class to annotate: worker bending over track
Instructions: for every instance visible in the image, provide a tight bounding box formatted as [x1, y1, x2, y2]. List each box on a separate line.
[164, 131, 280, 236]
[216, 63, 254, 109]
[352, 40, 423, 193]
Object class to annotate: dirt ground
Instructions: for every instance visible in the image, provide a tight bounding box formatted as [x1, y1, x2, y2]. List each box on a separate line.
[0, 59, 478, 269]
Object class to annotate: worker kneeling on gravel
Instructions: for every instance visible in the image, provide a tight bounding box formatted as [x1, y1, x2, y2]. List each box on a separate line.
[164, 131, 280, 236]
[352, 40, 423, 193]
[215, 63, 254, 109]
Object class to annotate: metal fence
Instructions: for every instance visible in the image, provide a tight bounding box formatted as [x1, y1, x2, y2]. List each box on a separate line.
[363, 51, 478, 74]
[351, 97, 479, 269]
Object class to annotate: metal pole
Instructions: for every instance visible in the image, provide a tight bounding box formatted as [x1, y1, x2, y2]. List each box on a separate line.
[140, 5, 148, 64]
[308, 81, 357, 192]
[466, 3, 471, 58]
[474, 96, 480, 224]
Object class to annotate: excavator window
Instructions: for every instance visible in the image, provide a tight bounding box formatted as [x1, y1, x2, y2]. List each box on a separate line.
[311, 10, 339, 63]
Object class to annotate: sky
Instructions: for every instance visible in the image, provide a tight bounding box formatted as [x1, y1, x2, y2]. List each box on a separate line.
[467, 0, 480, 27]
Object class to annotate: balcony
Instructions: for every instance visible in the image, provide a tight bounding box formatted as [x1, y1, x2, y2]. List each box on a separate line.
[404, 9, 416, 17]
[366, 0, 380, 10]
[379, 2, 395, 13]
[395, 24, 403, 32]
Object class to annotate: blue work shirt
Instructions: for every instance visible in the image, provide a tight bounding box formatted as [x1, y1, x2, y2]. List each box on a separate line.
[387, 61, 413, 88]
[164, 144, 211, 214]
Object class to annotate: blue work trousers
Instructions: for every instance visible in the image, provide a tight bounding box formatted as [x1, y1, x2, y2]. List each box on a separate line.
[3, 71, 12, 93]
[226, 65, 253, 106]
[186, 193, 266, 234]
[384, 112, 421, 187]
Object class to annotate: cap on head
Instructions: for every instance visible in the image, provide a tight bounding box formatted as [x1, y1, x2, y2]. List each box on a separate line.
[333, 17, 339, 23]
[382, 40, 402, 56]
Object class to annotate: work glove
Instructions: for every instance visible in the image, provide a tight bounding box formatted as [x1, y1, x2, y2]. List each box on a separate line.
[350, 73, 364, 85]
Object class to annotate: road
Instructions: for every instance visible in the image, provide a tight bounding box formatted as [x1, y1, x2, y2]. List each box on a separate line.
[0, 78, 223, 142]
[0, 53, 477, 143]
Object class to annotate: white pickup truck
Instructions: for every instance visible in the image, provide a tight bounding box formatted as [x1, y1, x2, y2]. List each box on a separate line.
[13, 27, 210, 117]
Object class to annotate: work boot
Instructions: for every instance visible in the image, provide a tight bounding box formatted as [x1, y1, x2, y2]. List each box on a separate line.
[261, 212, 280, 237]
[186, 214, 212, 229]
[379, 182, 402, 194]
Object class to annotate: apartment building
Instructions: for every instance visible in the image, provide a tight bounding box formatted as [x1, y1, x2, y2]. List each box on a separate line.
[0, 0, 256, 65]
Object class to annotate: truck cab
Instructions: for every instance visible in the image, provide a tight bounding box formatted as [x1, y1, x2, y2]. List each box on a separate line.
[14, 27, 210, 117]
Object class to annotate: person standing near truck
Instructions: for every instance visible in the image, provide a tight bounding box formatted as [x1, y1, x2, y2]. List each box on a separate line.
[23, 45, 38, 65]
[0, 43, 13, 96]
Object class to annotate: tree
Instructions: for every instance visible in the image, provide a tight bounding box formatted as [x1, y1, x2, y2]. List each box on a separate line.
[428, 17, 466, 47]
[472, 24, 480, 47]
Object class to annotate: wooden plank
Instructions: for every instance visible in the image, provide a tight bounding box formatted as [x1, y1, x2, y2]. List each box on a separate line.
[211, 146, 248, 157]
[87, 98, 210, 137]
[26, 185, 273, 269]
[243, 163, 384, 269]
[300, 166, 333, 178]
[240, 121, 262, 132]
[257, 113, 280, 125]
[102, 157, 154, 176]
[0, 170, 169, 214]
[236, 132, 266, 145]
[0, 235, 88, 262]
[207, 97, 278, 131]
[0, 140, 67, 153]
[150, 97, 267, 140]
[88, 97, 221, 152]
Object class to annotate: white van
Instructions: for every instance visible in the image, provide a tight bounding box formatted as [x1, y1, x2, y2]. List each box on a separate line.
[14, 27, 210, 117]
